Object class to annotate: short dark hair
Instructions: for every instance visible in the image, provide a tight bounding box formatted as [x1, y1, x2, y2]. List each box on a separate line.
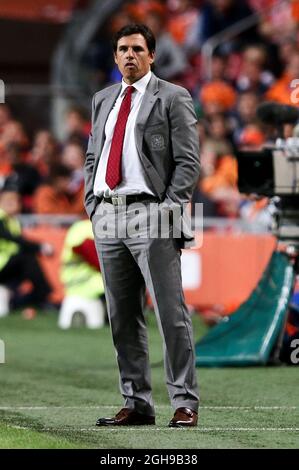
[112, 23, 156, 54]
[49, 164, 72, 181]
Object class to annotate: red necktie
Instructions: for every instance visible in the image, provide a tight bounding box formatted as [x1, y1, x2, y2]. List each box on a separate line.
[105, 85, 134, 190]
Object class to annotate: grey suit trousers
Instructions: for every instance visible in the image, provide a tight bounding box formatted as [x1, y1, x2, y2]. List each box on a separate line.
[92, 200, 199, 416]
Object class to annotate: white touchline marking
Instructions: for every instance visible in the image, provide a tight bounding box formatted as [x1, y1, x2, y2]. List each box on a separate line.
[0, 405, 297, 410]
[8, 425, 299, 432]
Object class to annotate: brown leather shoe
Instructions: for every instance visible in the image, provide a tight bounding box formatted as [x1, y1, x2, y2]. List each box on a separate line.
[168, 407, 198, 427]
[96, 408, 155, 426]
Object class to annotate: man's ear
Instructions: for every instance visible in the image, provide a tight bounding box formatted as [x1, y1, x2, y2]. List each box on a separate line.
[149, 52, 155, 65]
[114, 53, 118, 65]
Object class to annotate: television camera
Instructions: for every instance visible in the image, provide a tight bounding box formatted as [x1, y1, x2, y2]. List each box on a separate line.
[237, 102, 299, 255]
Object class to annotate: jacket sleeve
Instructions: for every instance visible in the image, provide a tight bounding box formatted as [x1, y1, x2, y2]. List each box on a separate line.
[0, 219, 41, 254]
[84, 94, 97, 220]
[164, 88, 200, 207]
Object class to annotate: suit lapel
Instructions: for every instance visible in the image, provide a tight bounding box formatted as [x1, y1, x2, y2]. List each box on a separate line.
[96, 84, 122, 157]
[96, 76, 159, 157]
[135, 74, 159, 155]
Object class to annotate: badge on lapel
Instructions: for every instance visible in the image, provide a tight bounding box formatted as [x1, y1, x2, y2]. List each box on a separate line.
[151, 134, 165, 151]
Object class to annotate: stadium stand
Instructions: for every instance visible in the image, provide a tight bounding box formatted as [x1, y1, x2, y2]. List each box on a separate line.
[1, 0, 299, 356]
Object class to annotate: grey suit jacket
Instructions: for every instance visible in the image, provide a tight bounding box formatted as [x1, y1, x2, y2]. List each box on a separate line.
[84, 73, 200, 248]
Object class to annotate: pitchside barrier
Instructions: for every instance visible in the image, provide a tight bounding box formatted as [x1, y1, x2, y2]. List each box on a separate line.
[23, 223, 276, 313]
[195, 250, 295, 366]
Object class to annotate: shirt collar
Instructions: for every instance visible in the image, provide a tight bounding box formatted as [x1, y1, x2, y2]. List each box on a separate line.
[121, 70, 152, 96]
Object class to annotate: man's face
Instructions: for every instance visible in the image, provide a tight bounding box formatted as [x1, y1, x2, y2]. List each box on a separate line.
[0, 191, 21, 216]
[114, 33, 155, 84]
[54, 176, 71, 194]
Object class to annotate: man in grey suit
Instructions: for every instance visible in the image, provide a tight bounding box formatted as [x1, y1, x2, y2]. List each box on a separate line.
[84, 24, 200, 427]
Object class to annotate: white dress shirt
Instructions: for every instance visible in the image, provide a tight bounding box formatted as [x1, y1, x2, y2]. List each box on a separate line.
[93, 70, 154, 197]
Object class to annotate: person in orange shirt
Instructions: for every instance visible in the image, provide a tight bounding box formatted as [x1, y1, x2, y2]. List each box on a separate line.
[0, 120, 30, 177]
[200, 152, 240, 217]
[200, 80, 237, 117]
[33, 164, 84, 215]
[266, 52, 299, 105]
[29, 130, 59, 179]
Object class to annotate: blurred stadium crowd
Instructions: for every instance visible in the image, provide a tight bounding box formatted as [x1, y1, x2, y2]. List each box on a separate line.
[1, 0, 299, 316]
[1, 0, 299, 221]
[0, 103, 88, 215]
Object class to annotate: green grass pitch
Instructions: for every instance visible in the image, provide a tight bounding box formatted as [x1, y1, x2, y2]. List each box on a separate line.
[0, 311, 298, 449]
